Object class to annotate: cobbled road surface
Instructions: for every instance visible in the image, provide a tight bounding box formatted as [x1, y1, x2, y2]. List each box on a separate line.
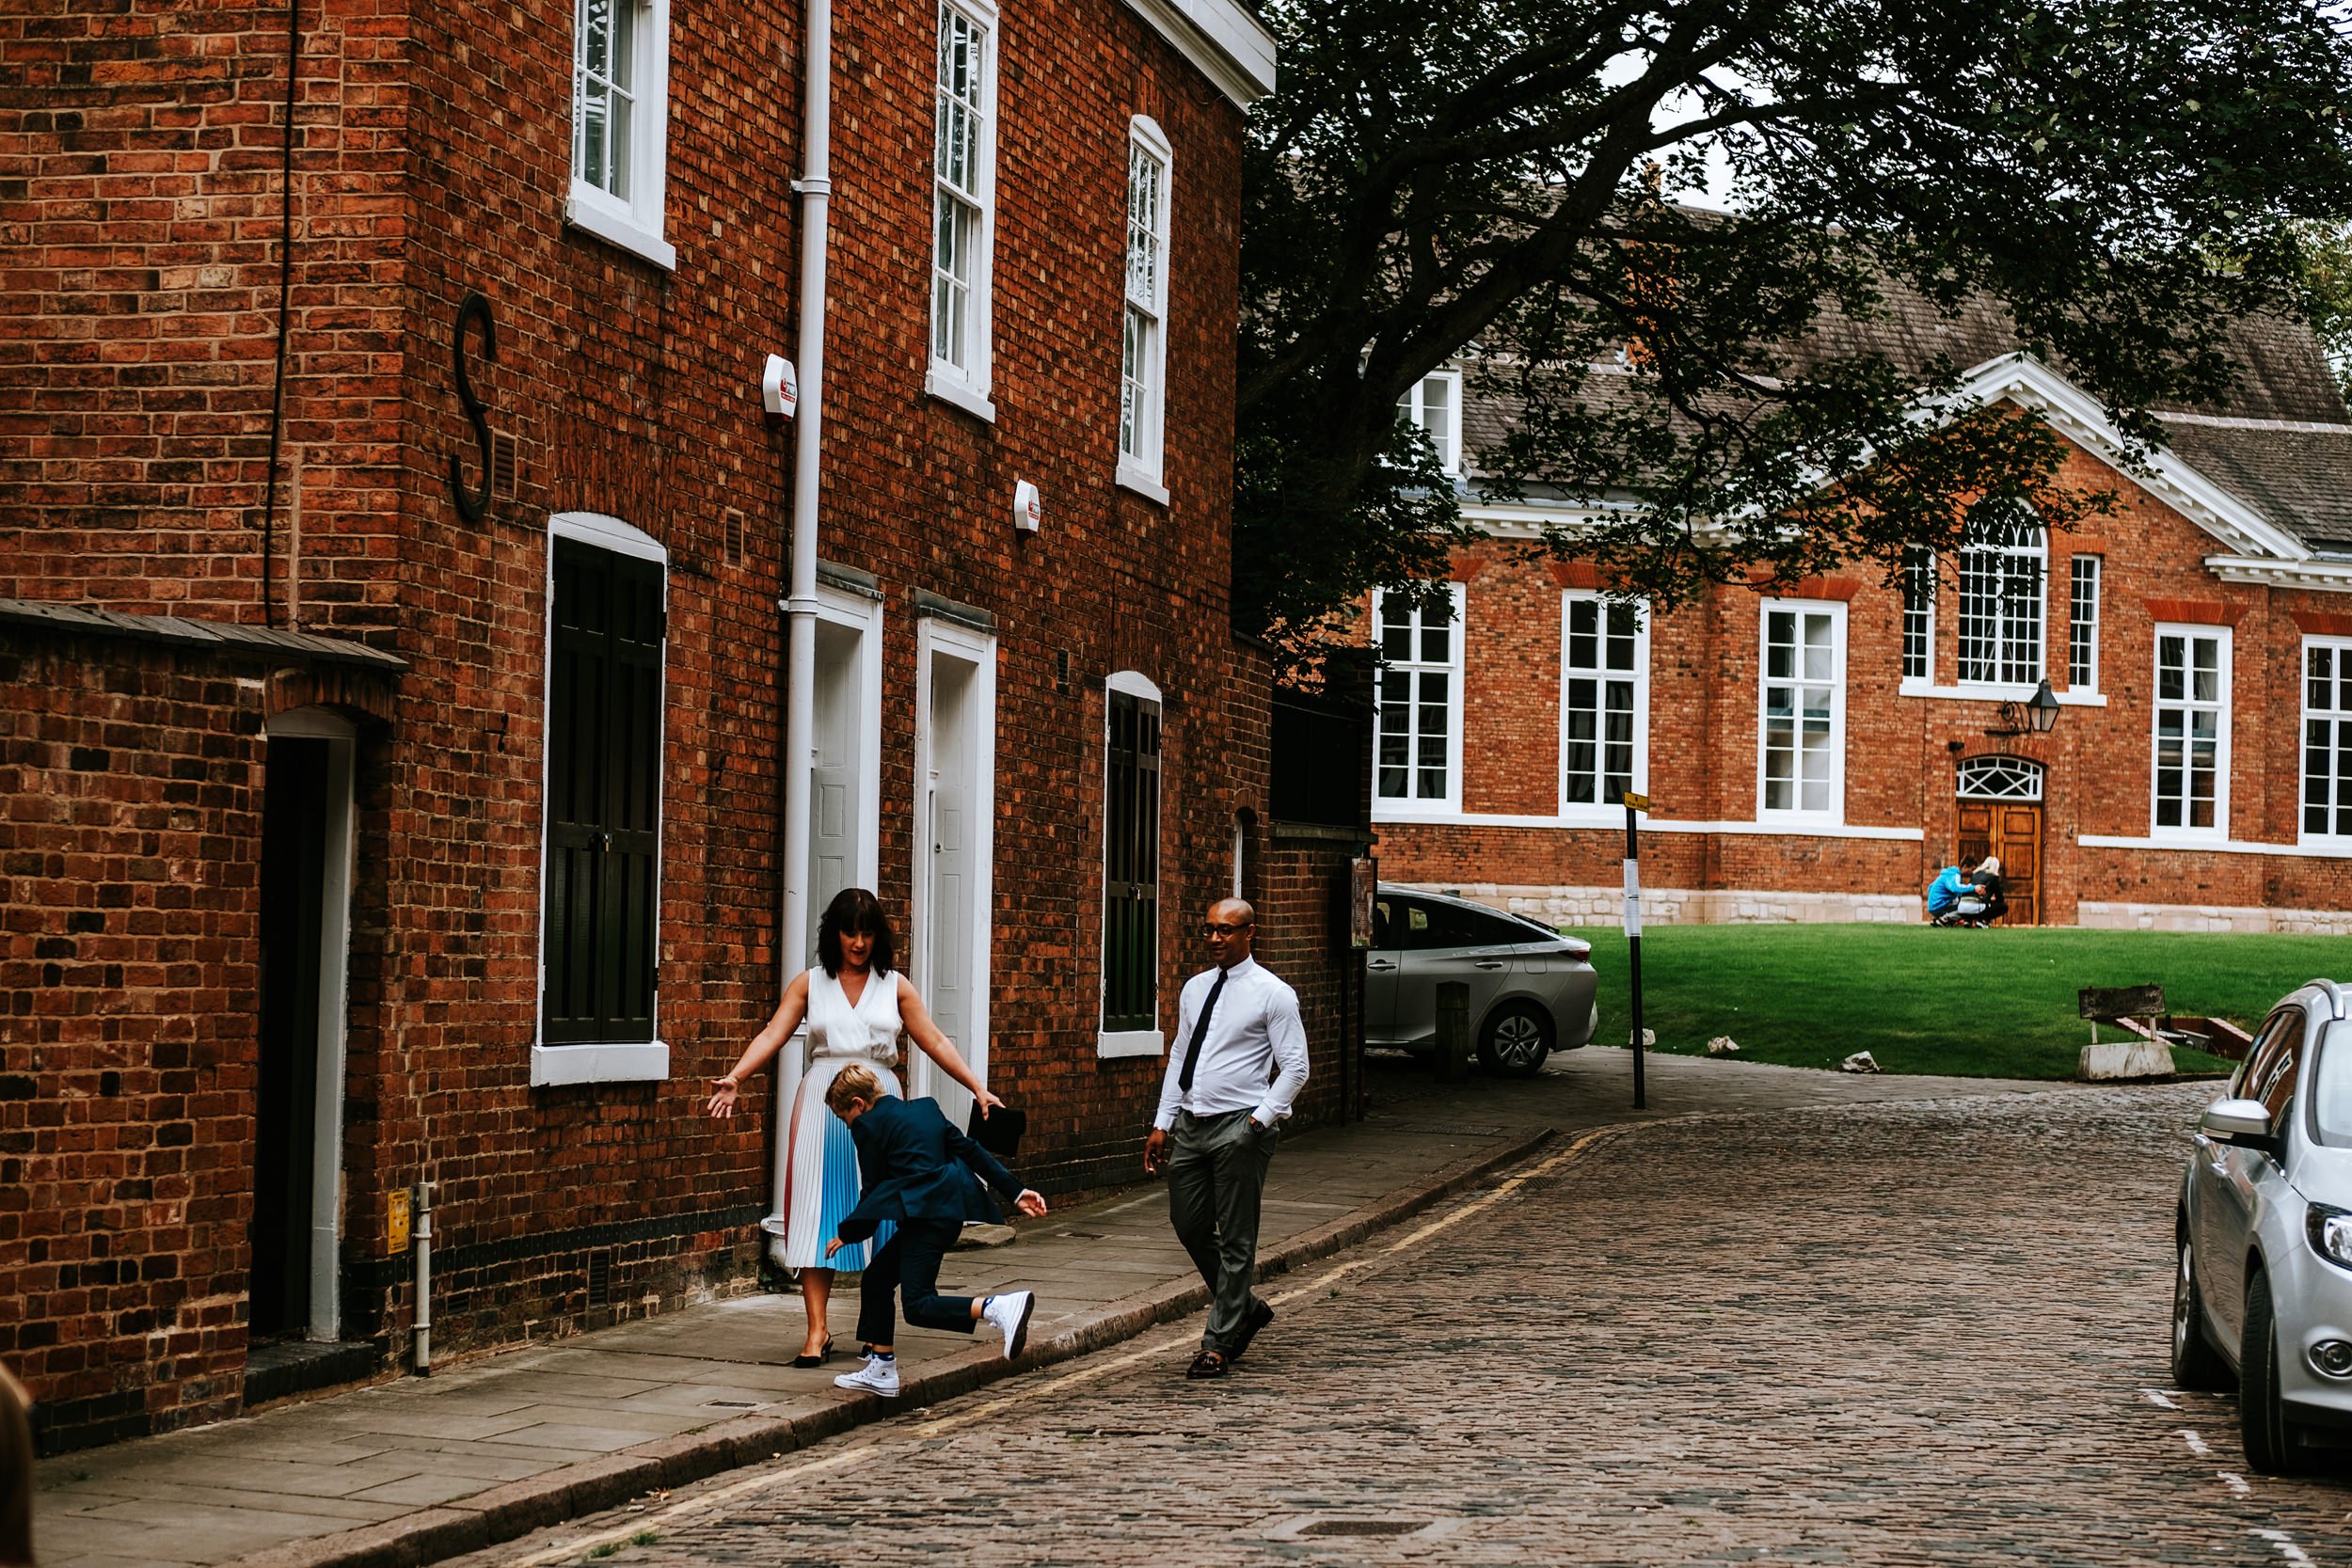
[482, 1083, 2352, 1567]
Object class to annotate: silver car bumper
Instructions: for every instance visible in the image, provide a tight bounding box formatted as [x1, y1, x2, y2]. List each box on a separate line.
[2265, 1205, 2352, 1425]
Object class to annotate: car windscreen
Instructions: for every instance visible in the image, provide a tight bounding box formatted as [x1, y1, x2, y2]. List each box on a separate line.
[2310, 1020, 2352, 1146]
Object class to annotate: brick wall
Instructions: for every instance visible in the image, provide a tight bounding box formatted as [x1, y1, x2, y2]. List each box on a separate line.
[3, 0, 1327, 1447]
[0, 627, 268, 1446]
[1379, 428, 2352, 926]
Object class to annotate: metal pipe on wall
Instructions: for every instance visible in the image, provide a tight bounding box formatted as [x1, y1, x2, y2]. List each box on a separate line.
[411, 1181, 434, 1375]
[771, 0, 835, 1251]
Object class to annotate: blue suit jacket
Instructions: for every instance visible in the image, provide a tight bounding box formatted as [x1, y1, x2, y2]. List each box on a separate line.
[837, 1096, 1025, 1244]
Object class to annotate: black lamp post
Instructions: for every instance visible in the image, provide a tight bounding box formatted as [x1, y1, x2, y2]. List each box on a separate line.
[1987, 677, 2061, 737]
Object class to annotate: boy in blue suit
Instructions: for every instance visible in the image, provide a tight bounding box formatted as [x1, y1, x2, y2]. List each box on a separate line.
[823, 1064, 1047, 1397]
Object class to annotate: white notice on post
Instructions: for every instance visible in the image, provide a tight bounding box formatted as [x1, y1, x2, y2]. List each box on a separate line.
[1622, 859, 1642, 937]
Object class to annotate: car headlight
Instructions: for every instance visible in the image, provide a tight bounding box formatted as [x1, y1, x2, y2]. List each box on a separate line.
[2307, 1203, 2352, 1273]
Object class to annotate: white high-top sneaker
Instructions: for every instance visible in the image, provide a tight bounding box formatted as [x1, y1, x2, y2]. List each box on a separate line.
[981, 1291, 1036, 1359]
[833, 1354, 900, 1397]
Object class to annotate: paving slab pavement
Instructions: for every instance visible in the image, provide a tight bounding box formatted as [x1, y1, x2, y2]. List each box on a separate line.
[31, 1047, 2083, 1568]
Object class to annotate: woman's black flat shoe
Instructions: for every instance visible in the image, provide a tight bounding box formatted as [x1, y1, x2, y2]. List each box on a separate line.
[791, 1336, 834, 1369]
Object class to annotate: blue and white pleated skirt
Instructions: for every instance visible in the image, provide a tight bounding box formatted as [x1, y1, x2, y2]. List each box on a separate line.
[778, 1056, 899, 1272]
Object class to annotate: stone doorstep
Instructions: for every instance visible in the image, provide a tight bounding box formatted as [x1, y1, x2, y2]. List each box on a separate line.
[210, 1124, 1556, 1568]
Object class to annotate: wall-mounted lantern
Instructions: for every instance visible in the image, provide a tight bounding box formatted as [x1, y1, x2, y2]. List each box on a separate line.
[1986, 677, 2061, 737]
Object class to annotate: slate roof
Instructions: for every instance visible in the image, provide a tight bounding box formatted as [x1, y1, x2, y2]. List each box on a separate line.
[0, 598, 408, 669]
[1455, 285, 2352, 556]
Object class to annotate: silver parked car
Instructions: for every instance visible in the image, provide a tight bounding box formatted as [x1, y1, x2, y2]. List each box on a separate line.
[1367, 884, 1599, 1076]
[2174, 977, 2352, 1472]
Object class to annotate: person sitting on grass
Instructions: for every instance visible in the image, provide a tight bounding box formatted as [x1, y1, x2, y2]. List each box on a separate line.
[1968, 856, 2010, 925]
[823, 1064, 1048, 1399]
[1926, 863, 1973, 923]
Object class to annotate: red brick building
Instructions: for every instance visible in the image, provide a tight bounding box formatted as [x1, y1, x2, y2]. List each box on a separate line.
[0, 0, 1366, 1450]
[1375, 325, 2352, 934]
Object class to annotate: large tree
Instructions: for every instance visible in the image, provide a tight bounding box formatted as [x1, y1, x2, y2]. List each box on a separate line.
[1236, 0, 2352, 652]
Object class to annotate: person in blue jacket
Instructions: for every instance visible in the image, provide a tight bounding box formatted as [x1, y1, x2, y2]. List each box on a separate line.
[1926, 863, 1973, 922]
[822, 1063, 1047, 1398]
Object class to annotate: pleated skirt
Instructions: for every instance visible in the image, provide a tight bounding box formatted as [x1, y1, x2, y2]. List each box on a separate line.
[778, 1056, 901, 1272]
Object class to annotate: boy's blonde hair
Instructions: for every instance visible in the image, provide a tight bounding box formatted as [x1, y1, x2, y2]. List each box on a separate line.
[825, 1063, 883, 1117]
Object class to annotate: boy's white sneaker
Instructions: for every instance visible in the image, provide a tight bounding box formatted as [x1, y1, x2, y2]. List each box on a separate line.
[833, 1354, 899, 1397]
[982, 1291, 1035, 1360]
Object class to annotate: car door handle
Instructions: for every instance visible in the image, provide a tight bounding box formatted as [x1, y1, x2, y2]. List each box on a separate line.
[1473, 959, 1505, 970]
[1367, 959, 1397, 972]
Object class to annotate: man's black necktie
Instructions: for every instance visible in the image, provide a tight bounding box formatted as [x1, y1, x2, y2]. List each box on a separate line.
[1177, 968, 1229, 1095]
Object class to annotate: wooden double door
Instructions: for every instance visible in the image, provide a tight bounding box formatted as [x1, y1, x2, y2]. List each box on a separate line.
[1956, 800, 2042, 926]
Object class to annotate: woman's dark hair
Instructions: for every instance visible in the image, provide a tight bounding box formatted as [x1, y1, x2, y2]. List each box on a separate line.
[817, 887, 895, 977]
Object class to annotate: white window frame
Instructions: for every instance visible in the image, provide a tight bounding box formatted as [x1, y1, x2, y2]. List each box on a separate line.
[2300, 636, 2352, 847]
[1397, 370, 1464, 474]
[1557, 592, 1649, 819]
[926, 0, 999, 421]
[2067, 554, 2102, 694]
[565, 0, 675, 270]
[1099, 670, 1166, 1058]
[1756, 598, 1848, 826]
[1956, 517, 2046, 689]
[1371, 584, 1467, 817]
[2150, 622, 2232, 844]
[532, 512, 671, 1085]
[1899, 547, 1935, 688]
[1117, 116, 1173, 502]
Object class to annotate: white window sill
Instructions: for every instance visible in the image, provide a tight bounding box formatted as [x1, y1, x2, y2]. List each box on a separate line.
[2079, 833, 2347, 859]
[532, 1039, 672, 1086]
[564, 193, 678, 272]
[1115, 462, 1169, 506]
[1373, 799, 1465, 821]
[1097, 1028, 1166, 1060]
[926, 369, 997, 423]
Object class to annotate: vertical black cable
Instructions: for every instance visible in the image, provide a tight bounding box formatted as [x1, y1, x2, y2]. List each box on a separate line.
[260, 0, 299, 628]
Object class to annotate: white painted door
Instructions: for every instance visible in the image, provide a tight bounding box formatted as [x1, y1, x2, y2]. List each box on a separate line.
[922, 657, 978, 1132]
[928, 772, 974, 1129]
[807, 623, 859, 970]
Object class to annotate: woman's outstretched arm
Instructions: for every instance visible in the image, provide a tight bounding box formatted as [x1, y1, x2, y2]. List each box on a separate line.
[898, 976, 1005, 1117]
[707, 970, 814, 1118]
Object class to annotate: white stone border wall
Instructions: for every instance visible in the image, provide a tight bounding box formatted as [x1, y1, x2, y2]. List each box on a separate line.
[1404, 882, 1922, 927]
[1398, 883, 2352, 934]
[2075, 901, 2352, 936]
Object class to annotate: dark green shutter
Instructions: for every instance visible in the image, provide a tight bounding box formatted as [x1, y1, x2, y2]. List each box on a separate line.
[1103, 690, 1160, 1032]
[545, 538, 664, 1044]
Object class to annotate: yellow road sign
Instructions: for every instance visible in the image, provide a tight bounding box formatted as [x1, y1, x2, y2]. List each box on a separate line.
[1621, 792, 1650, 812]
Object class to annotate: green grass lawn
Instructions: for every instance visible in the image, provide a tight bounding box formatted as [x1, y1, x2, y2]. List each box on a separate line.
[1560, 923, 2347, 1080]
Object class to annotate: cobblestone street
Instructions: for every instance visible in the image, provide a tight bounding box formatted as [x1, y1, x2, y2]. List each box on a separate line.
[468, 1082, 2352, 1567]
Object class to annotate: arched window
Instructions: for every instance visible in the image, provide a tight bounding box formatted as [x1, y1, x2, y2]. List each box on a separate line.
[1957, 506, 2045, 686]
[1956, 754, 2044, 801]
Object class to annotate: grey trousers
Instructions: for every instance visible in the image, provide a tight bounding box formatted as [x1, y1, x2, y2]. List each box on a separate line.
[1167, 1107, 1278, 1354]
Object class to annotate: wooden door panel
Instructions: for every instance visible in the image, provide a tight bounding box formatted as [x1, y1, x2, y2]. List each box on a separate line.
[1955, 800, 2042, 925]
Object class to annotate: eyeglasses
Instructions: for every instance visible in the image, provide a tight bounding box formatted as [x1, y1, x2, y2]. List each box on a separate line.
[1200, 922, 1253, 936]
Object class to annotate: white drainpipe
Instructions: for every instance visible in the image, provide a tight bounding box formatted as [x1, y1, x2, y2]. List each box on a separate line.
[770, 0, 834, 1257]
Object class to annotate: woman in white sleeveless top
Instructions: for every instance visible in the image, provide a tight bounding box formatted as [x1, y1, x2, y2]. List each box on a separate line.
[707, 888, 1000, 1364]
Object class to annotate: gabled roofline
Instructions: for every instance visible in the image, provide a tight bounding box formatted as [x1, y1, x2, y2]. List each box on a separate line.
[1456, 352, 2319, 565]
[1954, 353, 2311, 564]
[1120, 0, 1277, 108]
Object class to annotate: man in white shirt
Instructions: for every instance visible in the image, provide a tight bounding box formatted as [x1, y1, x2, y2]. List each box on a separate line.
[1143, 897, 1309, 1379]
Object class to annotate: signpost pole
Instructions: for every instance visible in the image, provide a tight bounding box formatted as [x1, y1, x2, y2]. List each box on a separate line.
[1622, 792, 1647, 1110]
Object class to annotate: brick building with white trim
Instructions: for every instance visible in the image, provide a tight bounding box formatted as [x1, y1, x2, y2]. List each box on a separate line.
[0, 0, 1372, 1450]
[1373, 314, 2352, 934]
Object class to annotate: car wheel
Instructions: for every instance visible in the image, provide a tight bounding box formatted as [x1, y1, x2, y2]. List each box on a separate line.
[2242, 1269, 2312, 1475]
[2170, 1231, 2232, 1391]
[1476, 1003, 1553, 1077]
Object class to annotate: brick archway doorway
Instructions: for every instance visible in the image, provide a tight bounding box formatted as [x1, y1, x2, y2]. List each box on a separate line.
[1955, 755, 2042, 926]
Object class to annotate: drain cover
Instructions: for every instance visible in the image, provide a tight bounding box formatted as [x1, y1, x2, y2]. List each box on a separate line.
[1299, 1520, 1423, 1537]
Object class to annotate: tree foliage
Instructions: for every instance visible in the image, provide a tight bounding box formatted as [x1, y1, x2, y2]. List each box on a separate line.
[1235, 0, 2352, 655]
